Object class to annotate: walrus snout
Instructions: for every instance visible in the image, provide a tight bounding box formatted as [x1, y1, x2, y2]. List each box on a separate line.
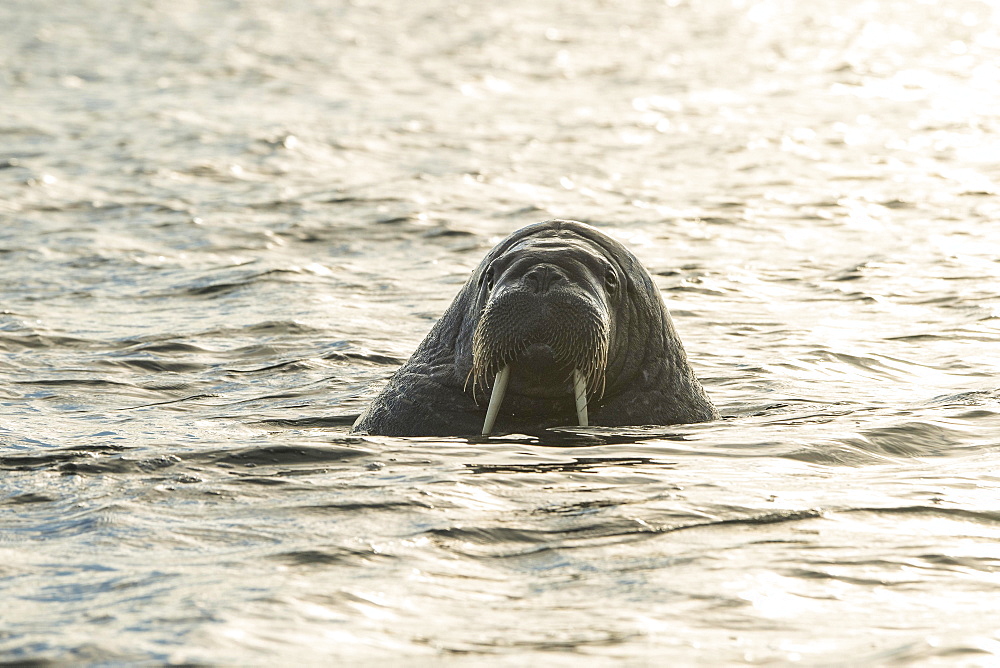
[472, 282, 609, 434]
[470, 266, 611, 426]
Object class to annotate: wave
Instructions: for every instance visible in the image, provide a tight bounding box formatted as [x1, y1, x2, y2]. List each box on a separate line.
[0, 442, 369, 474]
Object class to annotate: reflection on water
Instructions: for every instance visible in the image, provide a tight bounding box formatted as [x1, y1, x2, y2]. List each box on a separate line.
[2, 0, 1000, 663]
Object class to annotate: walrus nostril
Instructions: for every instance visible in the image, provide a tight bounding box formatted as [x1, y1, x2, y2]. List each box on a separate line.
[522, 264, 564, 293]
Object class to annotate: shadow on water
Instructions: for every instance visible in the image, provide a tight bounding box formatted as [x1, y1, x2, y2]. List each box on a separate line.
[470, 427, 692, 448]
[466, 456, 676, 474]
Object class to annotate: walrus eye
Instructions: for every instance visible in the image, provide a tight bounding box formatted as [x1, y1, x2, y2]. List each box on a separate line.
[605, 268, 618, 293]
[484, 269, 495, 292]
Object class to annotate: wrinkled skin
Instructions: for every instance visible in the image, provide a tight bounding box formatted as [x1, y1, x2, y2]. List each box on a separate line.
[352, 220, 718, 436]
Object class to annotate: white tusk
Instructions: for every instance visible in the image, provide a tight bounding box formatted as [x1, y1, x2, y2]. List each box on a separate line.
[482, 365, 510, 436]
[573, 368, 589, 427]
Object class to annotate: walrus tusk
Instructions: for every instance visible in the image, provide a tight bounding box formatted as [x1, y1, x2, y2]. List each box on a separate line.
[573, 368, 589, 427]
[482, 365, 510, 436]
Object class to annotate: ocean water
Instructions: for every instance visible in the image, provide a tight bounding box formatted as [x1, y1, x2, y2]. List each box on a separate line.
[2, 0, 1000, 664]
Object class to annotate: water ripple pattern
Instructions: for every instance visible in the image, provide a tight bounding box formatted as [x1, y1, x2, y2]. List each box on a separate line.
[2, 0, 1000, 664]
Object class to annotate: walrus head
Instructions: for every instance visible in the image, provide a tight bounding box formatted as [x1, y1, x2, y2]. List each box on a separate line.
[464, 222, 632, 434]
[351, 219, 718, 437]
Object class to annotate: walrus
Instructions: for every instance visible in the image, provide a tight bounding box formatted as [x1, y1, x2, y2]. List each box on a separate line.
[352, 219, 718, 436]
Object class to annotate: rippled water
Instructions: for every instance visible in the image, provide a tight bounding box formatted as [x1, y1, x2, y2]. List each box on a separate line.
[3, 0, 1000, 664]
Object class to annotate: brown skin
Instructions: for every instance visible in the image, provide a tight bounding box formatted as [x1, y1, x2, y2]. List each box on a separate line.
[352, 220, 718, 436]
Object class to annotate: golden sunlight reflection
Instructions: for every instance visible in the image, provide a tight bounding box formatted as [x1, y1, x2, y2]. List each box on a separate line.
[733, 572, 815, 618]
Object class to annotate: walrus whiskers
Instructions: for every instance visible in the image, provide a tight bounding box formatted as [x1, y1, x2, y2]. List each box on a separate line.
[482, 365, 510, 436]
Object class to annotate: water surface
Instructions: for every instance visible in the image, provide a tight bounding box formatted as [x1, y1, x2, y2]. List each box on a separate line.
[2, 0, 1000, 664]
